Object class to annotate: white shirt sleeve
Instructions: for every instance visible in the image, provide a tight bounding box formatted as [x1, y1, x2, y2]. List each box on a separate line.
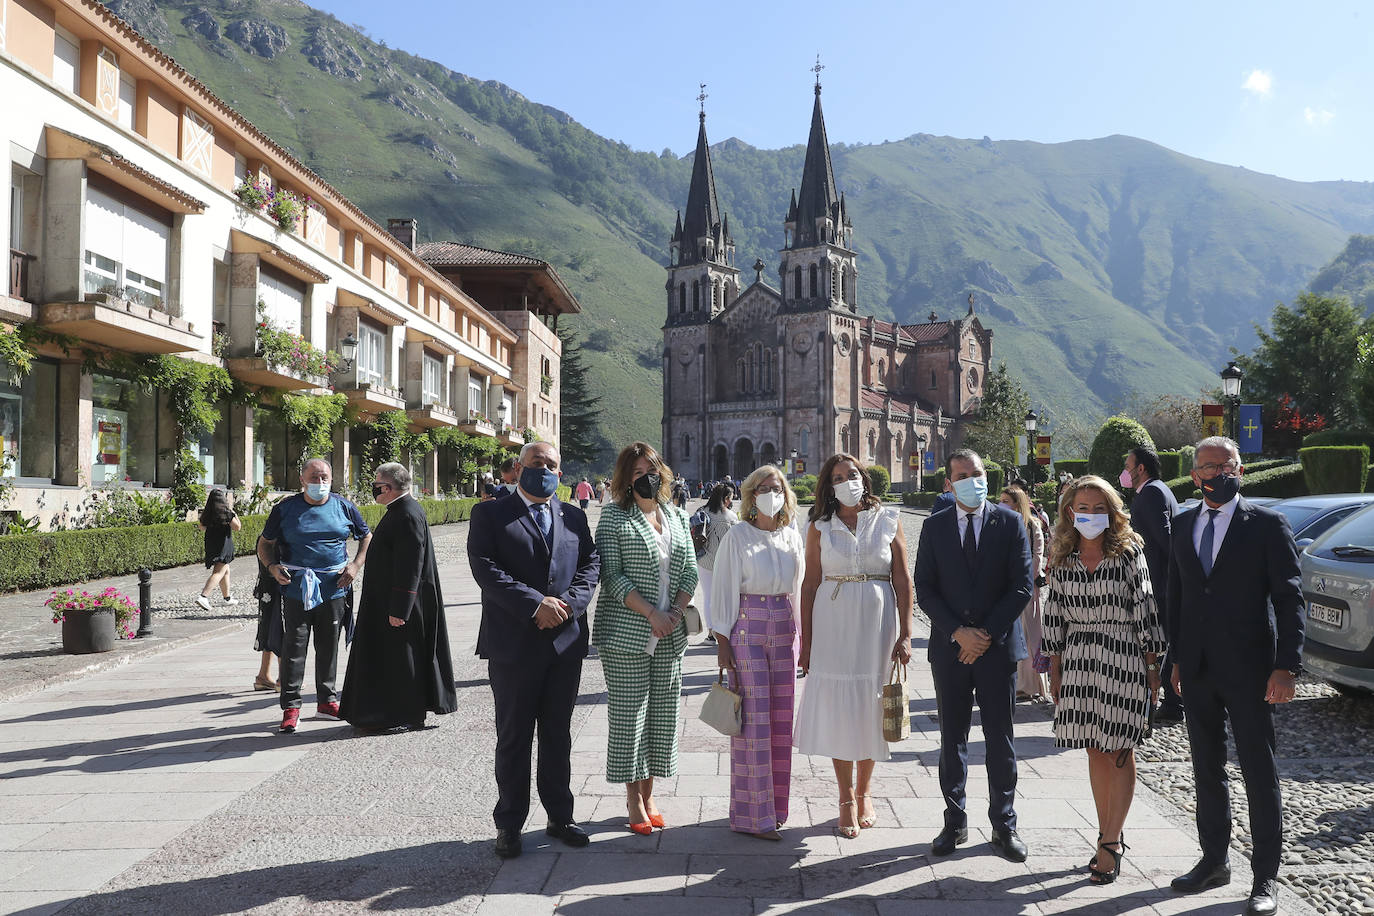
[707, 524, 743, 637]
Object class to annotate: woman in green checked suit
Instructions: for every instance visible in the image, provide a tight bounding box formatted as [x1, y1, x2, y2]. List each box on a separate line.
[593, 441, 698, 835]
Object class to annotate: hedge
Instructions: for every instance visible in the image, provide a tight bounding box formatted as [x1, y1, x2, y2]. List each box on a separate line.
[1157, 451, 1181, 482]
[902, 492, 942, 509]
[1242, 458, 1290, 474]
[1055, 458, 1089, 479]
[1239, 463, 1307, 498]
[1164, 475, 1200, 503]
[923, 470, 947, 493]
[1368, 465, 1374, 494]
[985, 460, 1005, 495]
[1303, 429, 1374, 453]
[1088, 417, 1154, 478]
[868, 465, 892, 498]
[0, 497, 479, 593]
[1300, 446, 1371, 495]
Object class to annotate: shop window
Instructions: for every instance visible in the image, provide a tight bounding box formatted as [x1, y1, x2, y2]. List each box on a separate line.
[0, 359, 59, 480]
[91, 373, 163, 485]
[202, 399, 231, 486]
[253, 408, 291, 490]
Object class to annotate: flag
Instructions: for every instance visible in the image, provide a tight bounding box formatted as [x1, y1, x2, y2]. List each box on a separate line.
[1014, 435, 1026, 465]
[1201, 404, 1224, 438]
[1238, 405, 1263, 454]
[923, 451, 936, 473]
[908, 452, 920, 468]
[1035, 436, 1052, 465]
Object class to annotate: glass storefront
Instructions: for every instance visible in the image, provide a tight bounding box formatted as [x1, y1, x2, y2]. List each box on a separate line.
[91, 373, 171, 486]
[0, 359, 58, 480]
[253, 408, 290, 491]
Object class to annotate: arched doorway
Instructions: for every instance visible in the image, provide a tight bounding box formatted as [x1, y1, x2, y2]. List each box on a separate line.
[733, 438, 755, 479]
[760, 442, 778, 468]
[713, 444, 729, 481]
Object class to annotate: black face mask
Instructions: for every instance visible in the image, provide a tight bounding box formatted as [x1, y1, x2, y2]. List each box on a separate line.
[371, 484, 387, 499]
[1198, 472, 1240, 505]
[632, 472, 661, 500]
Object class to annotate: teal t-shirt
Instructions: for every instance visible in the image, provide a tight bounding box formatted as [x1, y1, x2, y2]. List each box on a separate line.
[262, 493, 369, 602]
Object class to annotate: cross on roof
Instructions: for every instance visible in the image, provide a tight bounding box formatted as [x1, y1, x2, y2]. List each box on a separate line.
[812, 55, 824, 92]
[697, 83, 708, 119]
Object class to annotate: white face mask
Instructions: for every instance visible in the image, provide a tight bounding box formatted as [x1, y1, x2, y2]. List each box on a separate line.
[1073, 513, 1110, 540]
[834, 478, 865, 507]
[755, 491, 785, 519]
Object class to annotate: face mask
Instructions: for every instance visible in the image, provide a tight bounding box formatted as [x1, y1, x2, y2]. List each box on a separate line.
[632, 472, 661, 500]
[1198, 471, 1240, 505]
[1073, 513, 1110, 540]
[755, 491, 785, 518]
[305, 483, 329, 501]
[520, 465, 559, 499]
[834, 478, 865, 507]
[952, 475, 988, 508]
[371, 483, 387, 499]
[1119, 468, 1135, 489]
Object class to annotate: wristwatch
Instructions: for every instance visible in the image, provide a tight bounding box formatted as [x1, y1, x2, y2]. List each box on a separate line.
[1145, 662, 1160, 672]
[1286, 666, 1303, 678]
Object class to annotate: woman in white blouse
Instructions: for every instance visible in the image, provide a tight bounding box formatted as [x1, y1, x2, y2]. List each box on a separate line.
[708, 465, 805, 840]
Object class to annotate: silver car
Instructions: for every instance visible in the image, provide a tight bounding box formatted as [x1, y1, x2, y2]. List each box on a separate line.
[1300, 503, 1374, 697]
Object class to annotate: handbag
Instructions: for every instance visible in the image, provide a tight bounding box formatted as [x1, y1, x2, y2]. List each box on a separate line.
[682, 604, 704, 638]
[698, 668, 741, 736]
[1032, 644, 1051, 674]
[881, 660, 911, 743]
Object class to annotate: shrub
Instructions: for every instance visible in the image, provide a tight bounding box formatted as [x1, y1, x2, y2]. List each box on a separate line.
[1054, 458, 1089, 479]
[1164, 475, 1200, 503]
[1178, 445, 1195, 473]
[984, 460, 1004, 495]
[923, 470, 946, 493]
[1088, 417, 1155, 479]
[1241, 458, 1289, 474]
[1299, 446, 1371, 495]
[901, 492, 941, 509]
[792, 474, 817, 502]
[1157, 451, 1182, 482]
[868, 465, 892, 498]
[1303, 429, 1374, 453]
[1368, 465, 1374, 494]
[1033, 480, 1060, 521]
[1240, 463, 1307, 498]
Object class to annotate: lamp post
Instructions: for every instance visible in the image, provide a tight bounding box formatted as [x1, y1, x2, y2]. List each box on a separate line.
[789, 447, 798, 489]
[497, 399, 508, 438]
[1023, 409, 1038, 486]
[916, 432, 928, 491]
[337, 332, 358, 373]
[1220, 361, 1243, 441]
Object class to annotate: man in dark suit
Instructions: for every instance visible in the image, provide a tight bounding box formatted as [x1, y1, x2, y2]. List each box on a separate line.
[1123, 445, 1183, 722]
[1166, 437, 1304, 916]
[468, 441, 600, 859]
[914, 448, 1034, 861]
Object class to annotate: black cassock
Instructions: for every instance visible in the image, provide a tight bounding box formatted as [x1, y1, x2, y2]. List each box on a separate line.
[340, 494, 457, 729]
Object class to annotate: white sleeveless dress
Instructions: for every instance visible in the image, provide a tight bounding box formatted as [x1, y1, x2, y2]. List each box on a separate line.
[794, 507, 901, 762]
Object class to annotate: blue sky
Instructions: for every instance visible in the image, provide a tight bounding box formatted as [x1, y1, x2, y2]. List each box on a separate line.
[321, 0, 1372, 183]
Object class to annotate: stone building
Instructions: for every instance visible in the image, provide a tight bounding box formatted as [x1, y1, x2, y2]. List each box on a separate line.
[661, 81, 992, 487]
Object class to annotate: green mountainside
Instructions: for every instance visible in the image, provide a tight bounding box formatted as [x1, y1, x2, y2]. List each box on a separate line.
[103, 0, 1374, 450]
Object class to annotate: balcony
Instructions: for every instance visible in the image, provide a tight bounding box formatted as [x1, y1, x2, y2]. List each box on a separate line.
[407, 400, 459, 429]
[9, 250, 35, 302]
[225, 357, 329, 391]
[497, 424, 524, 449]
[458, 410, 497, 437]
[339, 381, 406, 416]
[37, 293, 200, 354]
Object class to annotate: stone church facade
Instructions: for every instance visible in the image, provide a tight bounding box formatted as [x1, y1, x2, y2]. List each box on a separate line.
[661, 82, 993, 487]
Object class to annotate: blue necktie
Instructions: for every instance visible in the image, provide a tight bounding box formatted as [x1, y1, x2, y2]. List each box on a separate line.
[531, 503, 552, 548]
[1200, 509, 1219, 577]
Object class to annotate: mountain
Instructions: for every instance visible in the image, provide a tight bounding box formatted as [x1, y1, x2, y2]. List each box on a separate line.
[103, 0, 1374, 453]
[1309, 234, 1374, 311]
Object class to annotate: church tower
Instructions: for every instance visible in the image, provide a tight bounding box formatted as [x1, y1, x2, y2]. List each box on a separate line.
[778, 68, 856, 313]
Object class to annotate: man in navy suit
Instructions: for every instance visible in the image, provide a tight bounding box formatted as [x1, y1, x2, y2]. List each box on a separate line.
[1166, 437, 1303, 916]
[1123, 445, 1183, 722]
[468, 441, 600, 859]
[914, 448, 1034, 861]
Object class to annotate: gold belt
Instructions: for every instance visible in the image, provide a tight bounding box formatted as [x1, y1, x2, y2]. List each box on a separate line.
[823, 574, 892, 600]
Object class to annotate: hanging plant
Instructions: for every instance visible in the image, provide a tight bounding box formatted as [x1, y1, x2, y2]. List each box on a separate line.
[0, 326, 35, 379]
[279, 392, 349, 466]
[362, 410, 409, 482]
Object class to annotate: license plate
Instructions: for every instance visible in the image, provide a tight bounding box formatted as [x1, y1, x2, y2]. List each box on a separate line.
[1308, 602, 1344, 628]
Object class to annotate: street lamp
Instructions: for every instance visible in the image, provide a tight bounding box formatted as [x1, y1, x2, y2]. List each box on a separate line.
[497, 399, 508, 433]
[1023, 409, 1038, 485]
[789, 447, 798, 489]
[916, 432, 928, 490]
[1220, 361, 1243, 439]
[337, 332, 358, 373]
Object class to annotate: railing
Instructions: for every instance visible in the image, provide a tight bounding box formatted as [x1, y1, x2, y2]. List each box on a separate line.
[9, 249, 35, 302]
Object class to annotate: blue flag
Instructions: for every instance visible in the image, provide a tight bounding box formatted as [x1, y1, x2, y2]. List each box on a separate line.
[923, 451, 936, 473]
[1238, 404, 1263, 454]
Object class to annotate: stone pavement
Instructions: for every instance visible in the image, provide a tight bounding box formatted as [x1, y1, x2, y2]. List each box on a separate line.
[0, 507, 1319, 915]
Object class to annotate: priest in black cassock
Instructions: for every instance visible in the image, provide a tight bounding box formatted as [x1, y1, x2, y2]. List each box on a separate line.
[339, 461, 457, 731]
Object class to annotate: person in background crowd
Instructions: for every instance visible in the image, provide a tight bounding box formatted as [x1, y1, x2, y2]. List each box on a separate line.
[931, 475, 957, 515]
[913, 448, 1033, 861]
[481, 472, 500, 500]
[1122, 446, 1183, 724]
[1042, 475, 1165, 884]
[593, 442, 697, 835]
[600, 479, 612, 506]
[999, 486, 1048, 700]
[258, 459, 371, 733]
[468, 441, 600, 859]
[795, 454, 913, 839]
[694, 483, 739, 630]
[197, 489, 242, 612]
[339, 462, 457, 733]
[497, 457, 521, 495]
[1166, 437, 1303, 916]
[709, 465, 805, 840]
[575, 476, 594, 509]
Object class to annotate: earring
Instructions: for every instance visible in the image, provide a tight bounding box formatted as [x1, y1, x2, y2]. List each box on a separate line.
[747, 506, 757, 521]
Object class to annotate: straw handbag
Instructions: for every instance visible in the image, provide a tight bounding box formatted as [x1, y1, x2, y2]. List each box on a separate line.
[699, 668, 741, 736]
[881, 660, 910, 742]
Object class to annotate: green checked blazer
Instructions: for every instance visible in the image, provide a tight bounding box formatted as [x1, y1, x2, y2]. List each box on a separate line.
[592, 501, 699, 656]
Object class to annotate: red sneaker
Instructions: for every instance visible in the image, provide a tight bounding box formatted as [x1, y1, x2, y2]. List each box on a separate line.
[316, 701, 341, 721]
[279, 708, 300, 733]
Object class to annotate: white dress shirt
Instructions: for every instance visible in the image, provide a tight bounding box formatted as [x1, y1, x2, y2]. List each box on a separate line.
[1192, 495, 1240, 567]
[956, 499, 989, 547]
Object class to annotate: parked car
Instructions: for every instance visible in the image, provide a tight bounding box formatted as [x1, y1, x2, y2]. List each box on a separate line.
[1176, 495, 1278, 513]
[1268, 494, 1374, 548]
[1300, 503, 1374, 697]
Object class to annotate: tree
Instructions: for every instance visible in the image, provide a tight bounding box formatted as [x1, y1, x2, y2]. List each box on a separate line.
[962, 362, 1031, 470]
[556, 327, 605, 475]
[1088, 416, 1155, 479]
[1237, 292, 1373, 427]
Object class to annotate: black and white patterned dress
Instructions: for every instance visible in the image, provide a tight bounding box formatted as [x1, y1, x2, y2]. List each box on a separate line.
[1042, 546, 1166, 751]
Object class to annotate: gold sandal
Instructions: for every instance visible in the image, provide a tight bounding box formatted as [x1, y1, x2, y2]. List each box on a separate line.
[253, 675, 279, 692]
[858, 794, 877, 829]
[837, 800, 860, 839]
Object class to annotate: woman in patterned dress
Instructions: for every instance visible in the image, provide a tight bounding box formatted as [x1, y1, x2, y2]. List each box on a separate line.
[1042, 475, 1166, 884]
[999, 486, 1047, 699]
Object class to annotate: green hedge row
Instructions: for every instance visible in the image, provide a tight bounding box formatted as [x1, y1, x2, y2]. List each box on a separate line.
[1299, 446, 1370, 495]
[1157, 451, 1182, 482]
[1055, 458, 1089, 479]
[902, 492, 942, 509]
[0, 497, 479, 593]
[1242, 458, 1290, 474]
[1239, 464, 1307, 498]
[1304, 429, 1374, 452]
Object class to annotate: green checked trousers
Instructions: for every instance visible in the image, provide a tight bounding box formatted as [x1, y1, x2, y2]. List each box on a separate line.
[601, 645, 683, 783]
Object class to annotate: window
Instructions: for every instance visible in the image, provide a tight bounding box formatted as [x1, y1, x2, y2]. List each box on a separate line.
[793, 266, 802, 300]
[679, 283, 686, 313]
[53, 29, 80, 94]
[737, 358, 745, 393]
[682, 434, 691, 459]
[257, 266, 305, 332]
[809, 265, 818, 297]
[930, 369, 938, 390]
[712, 278, 720, 309]
[692, 279, 700, 311]
[422, 354, 443, 406]
[763, 349, 772, 391]
[799, 426, 810, 457]
[83, 187, 170, 309]
[0, 358, 59, 480]
[9, 179, 22, 252]
[832, 265, 840, 300]
[969, 339, 976, 358]
[877, 358, 886, 385]
[92, 373, 166, 486]
[356, 323, 386, 387]
[118, 75, 135, 130]
[468, 375, 484, 416]
[253, 408, 293, 490]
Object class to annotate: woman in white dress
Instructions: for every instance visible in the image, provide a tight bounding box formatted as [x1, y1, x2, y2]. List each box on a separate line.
[696, 483, 739, 631]
[795, 453, 914, 838]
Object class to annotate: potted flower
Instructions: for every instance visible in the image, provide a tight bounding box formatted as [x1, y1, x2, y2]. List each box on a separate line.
[46, 587, 138, 654]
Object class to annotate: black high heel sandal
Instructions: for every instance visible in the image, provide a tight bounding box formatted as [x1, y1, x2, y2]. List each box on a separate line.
[1087, 830, 1124, 870]
[1089, 840, 1126, 884]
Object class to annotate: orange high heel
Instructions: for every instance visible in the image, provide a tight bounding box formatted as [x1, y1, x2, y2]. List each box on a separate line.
[628, 821, 654, 835]
[648, 813, 666, 829]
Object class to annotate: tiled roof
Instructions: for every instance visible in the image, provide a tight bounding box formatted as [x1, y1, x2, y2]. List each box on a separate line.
[415, 242, 546, 268]
[858, 387, 937, 421]
[900, 321, 952, 343]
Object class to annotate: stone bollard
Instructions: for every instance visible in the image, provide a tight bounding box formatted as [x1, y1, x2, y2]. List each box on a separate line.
[137, 568, 153, 637]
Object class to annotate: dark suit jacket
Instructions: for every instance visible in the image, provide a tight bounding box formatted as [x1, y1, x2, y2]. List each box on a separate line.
[1129, 478, 1178, 599]
[914, 502, 1033, 666]
[468, 492, 600, 663]
[1166, 496, 1304, 683]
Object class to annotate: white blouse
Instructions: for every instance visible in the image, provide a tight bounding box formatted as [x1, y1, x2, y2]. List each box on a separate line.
[707, 520, 806, 636]
[644, 505, 673, 612]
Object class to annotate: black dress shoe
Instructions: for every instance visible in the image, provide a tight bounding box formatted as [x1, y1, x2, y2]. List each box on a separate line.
[1154, 703, 1185, 724]
[1246, 878, 1278, 915]
[545, 821, 591, 848]
[930, 825, 968, 856]
[494, 828, 523, 859]
[990, 827, 1028, 862]
[1170, 858, 1231, 893]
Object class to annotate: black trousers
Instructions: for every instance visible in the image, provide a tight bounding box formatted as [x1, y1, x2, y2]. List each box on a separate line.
[488, 642, 583, 831]
[279, 596, 347, 710]
[1182, 666, 1282, 881]
[1159, 646, 1184, 710]
[932, 650, 1018, 832]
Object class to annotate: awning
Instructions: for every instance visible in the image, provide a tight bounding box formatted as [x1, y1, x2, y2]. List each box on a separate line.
[44, 125, 206, 214]
[336, 287, 404, 326]
[230, 228, 330, 285]
[405, 327, 459, 357]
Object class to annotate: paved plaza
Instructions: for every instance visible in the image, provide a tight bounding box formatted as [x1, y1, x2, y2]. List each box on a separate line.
[0, 508, 1338, 915]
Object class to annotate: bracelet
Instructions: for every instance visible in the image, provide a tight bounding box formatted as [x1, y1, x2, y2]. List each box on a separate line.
[1145, 662, 1160, 671]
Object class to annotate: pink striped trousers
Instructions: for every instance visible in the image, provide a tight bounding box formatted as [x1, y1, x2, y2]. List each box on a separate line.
[728, 593, 796, 834]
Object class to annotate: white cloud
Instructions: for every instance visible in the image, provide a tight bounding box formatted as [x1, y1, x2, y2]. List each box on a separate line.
[1304, 107, 1335, 126]
[1242, 69, 1273, 97]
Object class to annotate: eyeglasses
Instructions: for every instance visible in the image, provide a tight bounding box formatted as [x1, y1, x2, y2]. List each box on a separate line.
[755, 484, 784, 495]
[1196, 462, 1239, 475]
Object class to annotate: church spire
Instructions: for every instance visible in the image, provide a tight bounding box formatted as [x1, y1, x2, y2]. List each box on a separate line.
[789, 59, 842, 250]
[674, 84, 728, 267]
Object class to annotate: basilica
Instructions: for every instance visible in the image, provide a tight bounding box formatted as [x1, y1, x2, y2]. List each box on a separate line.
[661, 80, 993, 488]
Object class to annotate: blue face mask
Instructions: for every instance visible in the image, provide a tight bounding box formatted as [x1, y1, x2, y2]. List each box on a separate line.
[520, 465, 559, 499]
[952, 475, 988, 508]
[305, 482, 330, 502]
